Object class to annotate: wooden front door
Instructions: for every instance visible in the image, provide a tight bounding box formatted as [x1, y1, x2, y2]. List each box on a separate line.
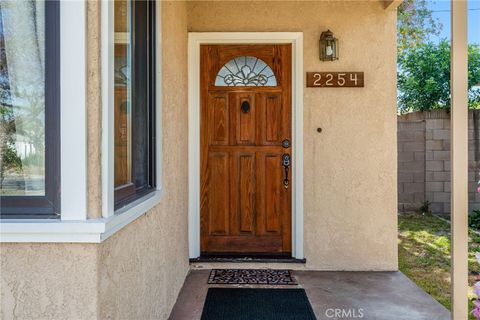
[200, 44, 292, 255]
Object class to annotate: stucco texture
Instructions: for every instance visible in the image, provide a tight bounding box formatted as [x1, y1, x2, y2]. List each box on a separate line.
[86, 0, 103, 219]
[187, 1, 398, 271]
[0, 244, 98, 319]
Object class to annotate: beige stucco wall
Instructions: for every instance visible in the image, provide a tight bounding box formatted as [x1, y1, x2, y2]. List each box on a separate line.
[87, 0, 103, 219]
[187, 0, 398, 270]
[0, 244, 98, 319]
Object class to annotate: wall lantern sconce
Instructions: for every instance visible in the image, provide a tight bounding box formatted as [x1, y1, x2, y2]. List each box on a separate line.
[319, 30, 338, 61]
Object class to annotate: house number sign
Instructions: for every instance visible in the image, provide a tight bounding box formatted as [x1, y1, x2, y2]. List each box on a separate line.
[306, 72, 364, 87]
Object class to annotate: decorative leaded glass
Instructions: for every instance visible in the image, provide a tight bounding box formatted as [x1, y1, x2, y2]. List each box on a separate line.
[215, 56, 277, 87]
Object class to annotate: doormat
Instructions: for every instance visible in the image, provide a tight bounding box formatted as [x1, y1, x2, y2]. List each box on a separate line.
[200, 288, 316, 320]
[208, 269, 297, 285]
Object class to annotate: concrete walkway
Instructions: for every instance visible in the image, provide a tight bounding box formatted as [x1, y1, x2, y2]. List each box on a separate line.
[169, 270, 450, 320]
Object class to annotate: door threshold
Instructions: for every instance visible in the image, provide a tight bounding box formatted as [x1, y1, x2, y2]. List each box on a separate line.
[190, 255, 306, 264]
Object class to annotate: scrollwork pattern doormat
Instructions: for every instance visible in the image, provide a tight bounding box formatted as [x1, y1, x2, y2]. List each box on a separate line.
[208, 269, 297, 285]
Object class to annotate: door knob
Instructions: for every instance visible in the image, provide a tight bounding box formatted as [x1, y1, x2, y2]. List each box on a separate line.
[282, 154, 290, 189]
[282, 139, 290, 148]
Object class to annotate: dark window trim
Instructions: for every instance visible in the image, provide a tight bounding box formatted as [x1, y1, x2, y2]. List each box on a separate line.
[114, 0, 156, 210]
[1, 1, 60, 219]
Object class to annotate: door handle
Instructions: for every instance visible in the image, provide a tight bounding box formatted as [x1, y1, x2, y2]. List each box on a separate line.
[282, 154, 290, 189]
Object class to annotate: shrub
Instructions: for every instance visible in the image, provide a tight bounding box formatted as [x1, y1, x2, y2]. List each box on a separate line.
[419, 201, 432, 215]
[1, 144, 22, 173]
[470, 210, 480, 230]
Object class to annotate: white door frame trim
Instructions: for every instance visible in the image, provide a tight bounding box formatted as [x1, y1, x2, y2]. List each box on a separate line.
[187, 32, 304, 259]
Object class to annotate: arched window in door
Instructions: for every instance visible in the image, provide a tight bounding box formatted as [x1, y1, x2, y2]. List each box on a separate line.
[214, 56, 277, 87]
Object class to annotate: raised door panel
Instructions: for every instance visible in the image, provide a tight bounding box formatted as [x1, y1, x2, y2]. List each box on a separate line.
[237, 153, 256, 234]
[208, 152, 230, 235]
[256, 93, 284, 145]
[208, 94, 229, 145]
[264, 154, 282, 233]
[255, 151, 286, 236]
[266, 95, 282, 142]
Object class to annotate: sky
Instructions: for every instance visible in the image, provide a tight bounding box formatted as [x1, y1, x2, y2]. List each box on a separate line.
[427, 0, 480, 44]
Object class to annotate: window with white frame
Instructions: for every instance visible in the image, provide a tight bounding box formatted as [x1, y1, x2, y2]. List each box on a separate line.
[113, 0, 157, 210]
[0, 0, 60, 218]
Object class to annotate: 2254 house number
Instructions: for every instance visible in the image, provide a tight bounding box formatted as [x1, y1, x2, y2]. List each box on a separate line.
[306, 72, 364, 87]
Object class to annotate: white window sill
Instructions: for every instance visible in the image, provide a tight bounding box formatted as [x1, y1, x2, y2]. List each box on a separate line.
[0, 190, 163, 243]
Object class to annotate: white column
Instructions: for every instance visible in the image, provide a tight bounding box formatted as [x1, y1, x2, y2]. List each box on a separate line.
[450, 1, 469, 319]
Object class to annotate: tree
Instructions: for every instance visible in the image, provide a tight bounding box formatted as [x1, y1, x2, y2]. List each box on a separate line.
[397, 0, 441, 53]
[397, 40, 480, 113]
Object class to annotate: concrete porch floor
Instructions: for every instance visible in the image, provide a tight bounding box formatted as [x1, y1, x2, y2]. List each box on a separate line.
[169, 270, 450, 320]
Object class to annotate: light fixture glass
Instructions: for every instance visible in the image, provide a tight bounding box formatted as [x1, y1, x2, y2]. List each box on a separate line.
[319, 30, 339, 61]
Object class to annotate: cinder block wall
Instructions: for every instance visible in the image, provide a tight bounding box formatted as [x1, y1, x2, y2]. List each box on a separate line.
[397, 117, 426, 212]
[398, 110, 480, 216]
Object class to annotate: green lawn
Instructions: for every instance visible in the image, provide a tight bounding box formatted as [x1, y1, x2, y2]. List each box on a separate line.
[398, 214, 480, 319]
